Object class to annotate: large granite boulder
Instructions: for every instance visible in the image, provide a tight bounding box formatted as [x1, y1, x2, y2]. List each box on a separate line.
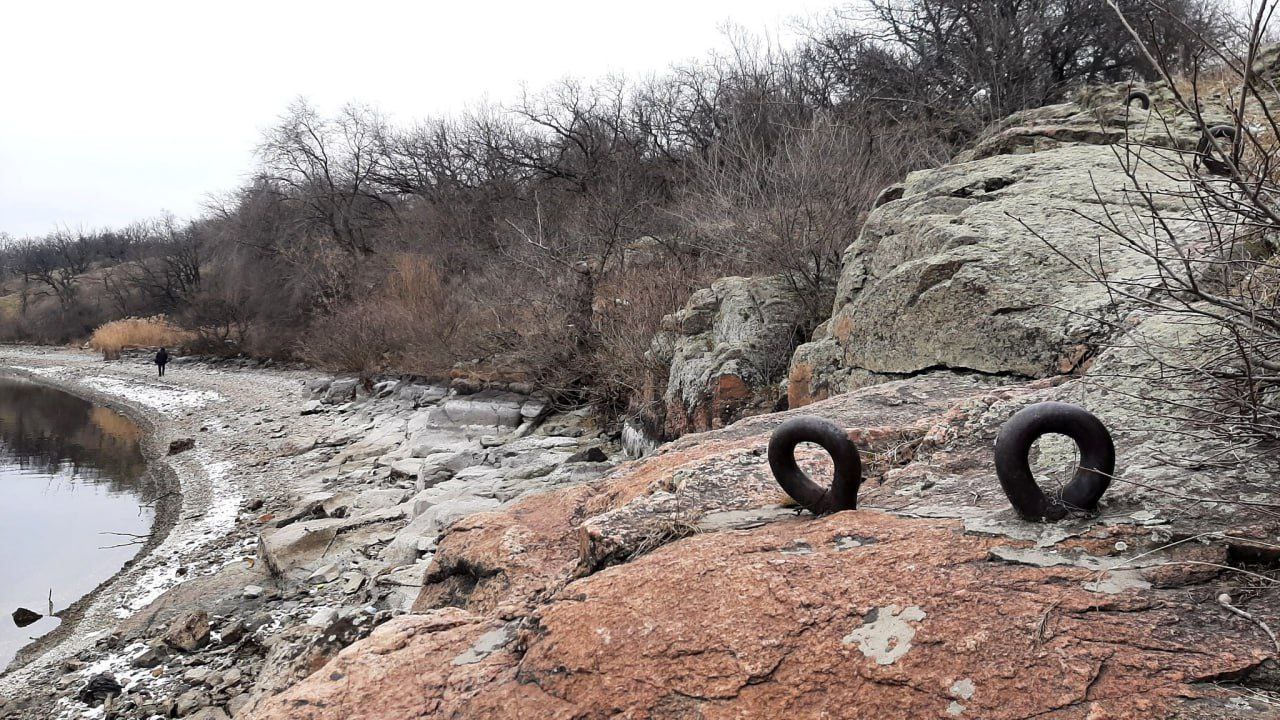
[250, 513, 1272, 719]
[638, 275, 809, 439]
[787, 96, 1225, 407]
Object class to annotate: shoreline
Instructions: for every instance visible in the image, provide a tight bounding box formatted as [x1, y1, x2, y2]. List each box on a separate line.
[0, 362, 186, 674]
[0, 346, 330, 711]
[0, 345, 621, 719]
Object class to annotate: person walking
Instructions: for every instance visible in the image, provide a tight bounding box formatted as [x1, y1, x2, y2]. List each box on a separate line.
[155, 347, 170, 377]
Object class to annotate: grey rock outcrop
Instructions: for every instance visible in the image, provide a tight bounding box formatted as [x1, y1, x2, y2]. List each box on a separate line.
[788, 96, 1218, 407]
[639, 275, 808, 438]
[427, 390, 526, 428]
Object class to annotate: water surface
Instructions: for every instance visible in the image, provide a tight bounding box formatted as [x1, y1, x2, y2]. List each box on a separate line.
[0, 378, 153, 671]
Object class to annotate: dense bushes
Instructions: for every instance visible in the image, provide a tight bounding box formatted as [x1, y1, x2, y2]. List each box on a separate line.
[298, 255, 476, 374]
[0, 0, 1241, 412]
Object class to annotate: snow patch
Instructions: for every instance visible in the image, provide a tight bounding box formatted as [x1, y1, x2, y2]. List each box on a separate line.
[80, 376, 222, 412]
[53, 641, 174, 719]
[114, 458, 242, 617]
[4, 364, 72, 377]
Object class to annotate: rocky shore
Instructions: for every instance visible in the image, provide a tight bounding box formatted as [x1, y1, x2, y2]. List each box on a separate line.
[5, 84, 1280, 719]
[0, 348, 620, 719]
[240, 89, 1279, 718]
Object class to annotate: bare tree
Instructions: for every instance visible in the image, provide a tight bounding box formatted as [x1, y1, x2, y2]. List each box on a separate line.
[678, 114, 933, 324]
[119, 214, 203, 309]
[257, 98, 393, 256]
[794, 0, 1238, 139]
[14, 228, 93, 310]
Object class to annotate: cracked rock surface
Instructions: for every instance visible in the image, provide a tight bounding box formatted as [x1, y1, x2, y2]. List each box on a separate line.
[247, 355, 1280, 719]
[0, 349, 619, 720]
[786, 93, 1230, 407]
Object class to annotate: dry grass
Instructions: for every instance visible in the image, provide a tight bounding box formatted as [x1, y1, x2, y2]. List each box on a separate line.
[88, 316, 192, 360]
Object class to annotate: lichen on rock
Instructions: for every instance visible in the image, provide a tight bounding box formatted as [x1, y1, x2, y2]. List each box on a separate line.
[637, 275, 810, 439]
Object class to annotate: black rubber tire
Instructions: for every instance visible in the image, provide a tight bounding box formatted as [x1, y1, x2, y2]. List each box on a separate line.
[768, 416, 862, 515]
[1125, 90, 1150, 110]
[1196, 124, 1237, 154]
[993, 402, 1115, 522]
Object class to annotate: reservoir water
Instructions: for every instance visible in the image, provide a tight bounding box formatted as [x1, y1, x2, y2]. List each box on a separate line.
[0, 378, 153, 671]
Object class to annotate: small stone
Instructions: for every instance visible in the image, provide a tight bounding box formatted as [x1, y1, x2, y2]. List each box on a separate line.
[341, 573, 366, 594]
[183, 667, 212, 685]
[77, 673, 123, 706]
[1218, 593, 1233, 605]
[308, 608, 338, 628]
[168, 437, 196, 455]
[130, 644, 166, 669]
[245, 612, 274, 633]
[218, 619, 245, 645]
[96, 631, 122, 650]
[164, 610, 211, 652]
[308, 562, 342, 584]
[1114, 541, 1129, 552]
[566, 446, 608, 464]
[227, 693, 251, 716]
[174, 688, 210, 716]
[243, 585, 264, 599]
[11, 607, 42, 627]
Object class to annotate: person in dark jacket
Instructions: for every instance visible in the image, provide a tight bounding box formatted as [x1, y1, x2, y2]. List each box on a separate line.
[155, 347, 169, 377]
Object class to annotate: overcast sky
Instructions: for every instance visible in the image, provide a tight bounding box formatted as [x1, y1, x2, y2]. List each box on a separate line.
[0, 0, 839, 237]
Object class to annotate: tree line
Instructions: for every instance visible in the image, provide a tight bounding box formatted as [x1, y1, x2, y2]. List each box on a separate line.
[0, 0, 1236, 412]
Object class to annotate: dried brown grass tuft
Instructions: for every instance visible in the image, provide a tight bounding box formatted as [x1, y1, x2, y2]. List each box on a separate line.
[88, 316, 192, 360]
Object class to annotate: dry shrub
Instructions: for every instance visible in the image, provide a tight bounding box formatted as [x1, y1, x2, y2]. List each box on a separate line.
[299, 254, 474, 374]
[590, 256, 707, 411]
[1043, 12, 1280, 455]
[677, 115, 943, 325]
[88, 316, 193, 360]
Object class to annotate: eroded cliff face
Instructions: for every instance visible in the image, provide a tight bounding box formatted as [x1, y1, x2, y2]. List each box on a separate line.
[245, 90, 1280, 719]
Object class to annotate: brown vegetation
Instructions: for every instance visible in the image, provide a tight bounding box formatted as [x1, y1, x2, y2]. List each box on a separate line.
[0, 0, 1243, 418]
[87, 316, 192, 360]
[1025, 2, 1280, 453]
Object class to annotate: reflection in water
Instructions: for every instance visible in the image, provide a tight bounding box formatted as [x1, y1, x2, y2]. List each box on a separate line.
[0, 378, 154, 671]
